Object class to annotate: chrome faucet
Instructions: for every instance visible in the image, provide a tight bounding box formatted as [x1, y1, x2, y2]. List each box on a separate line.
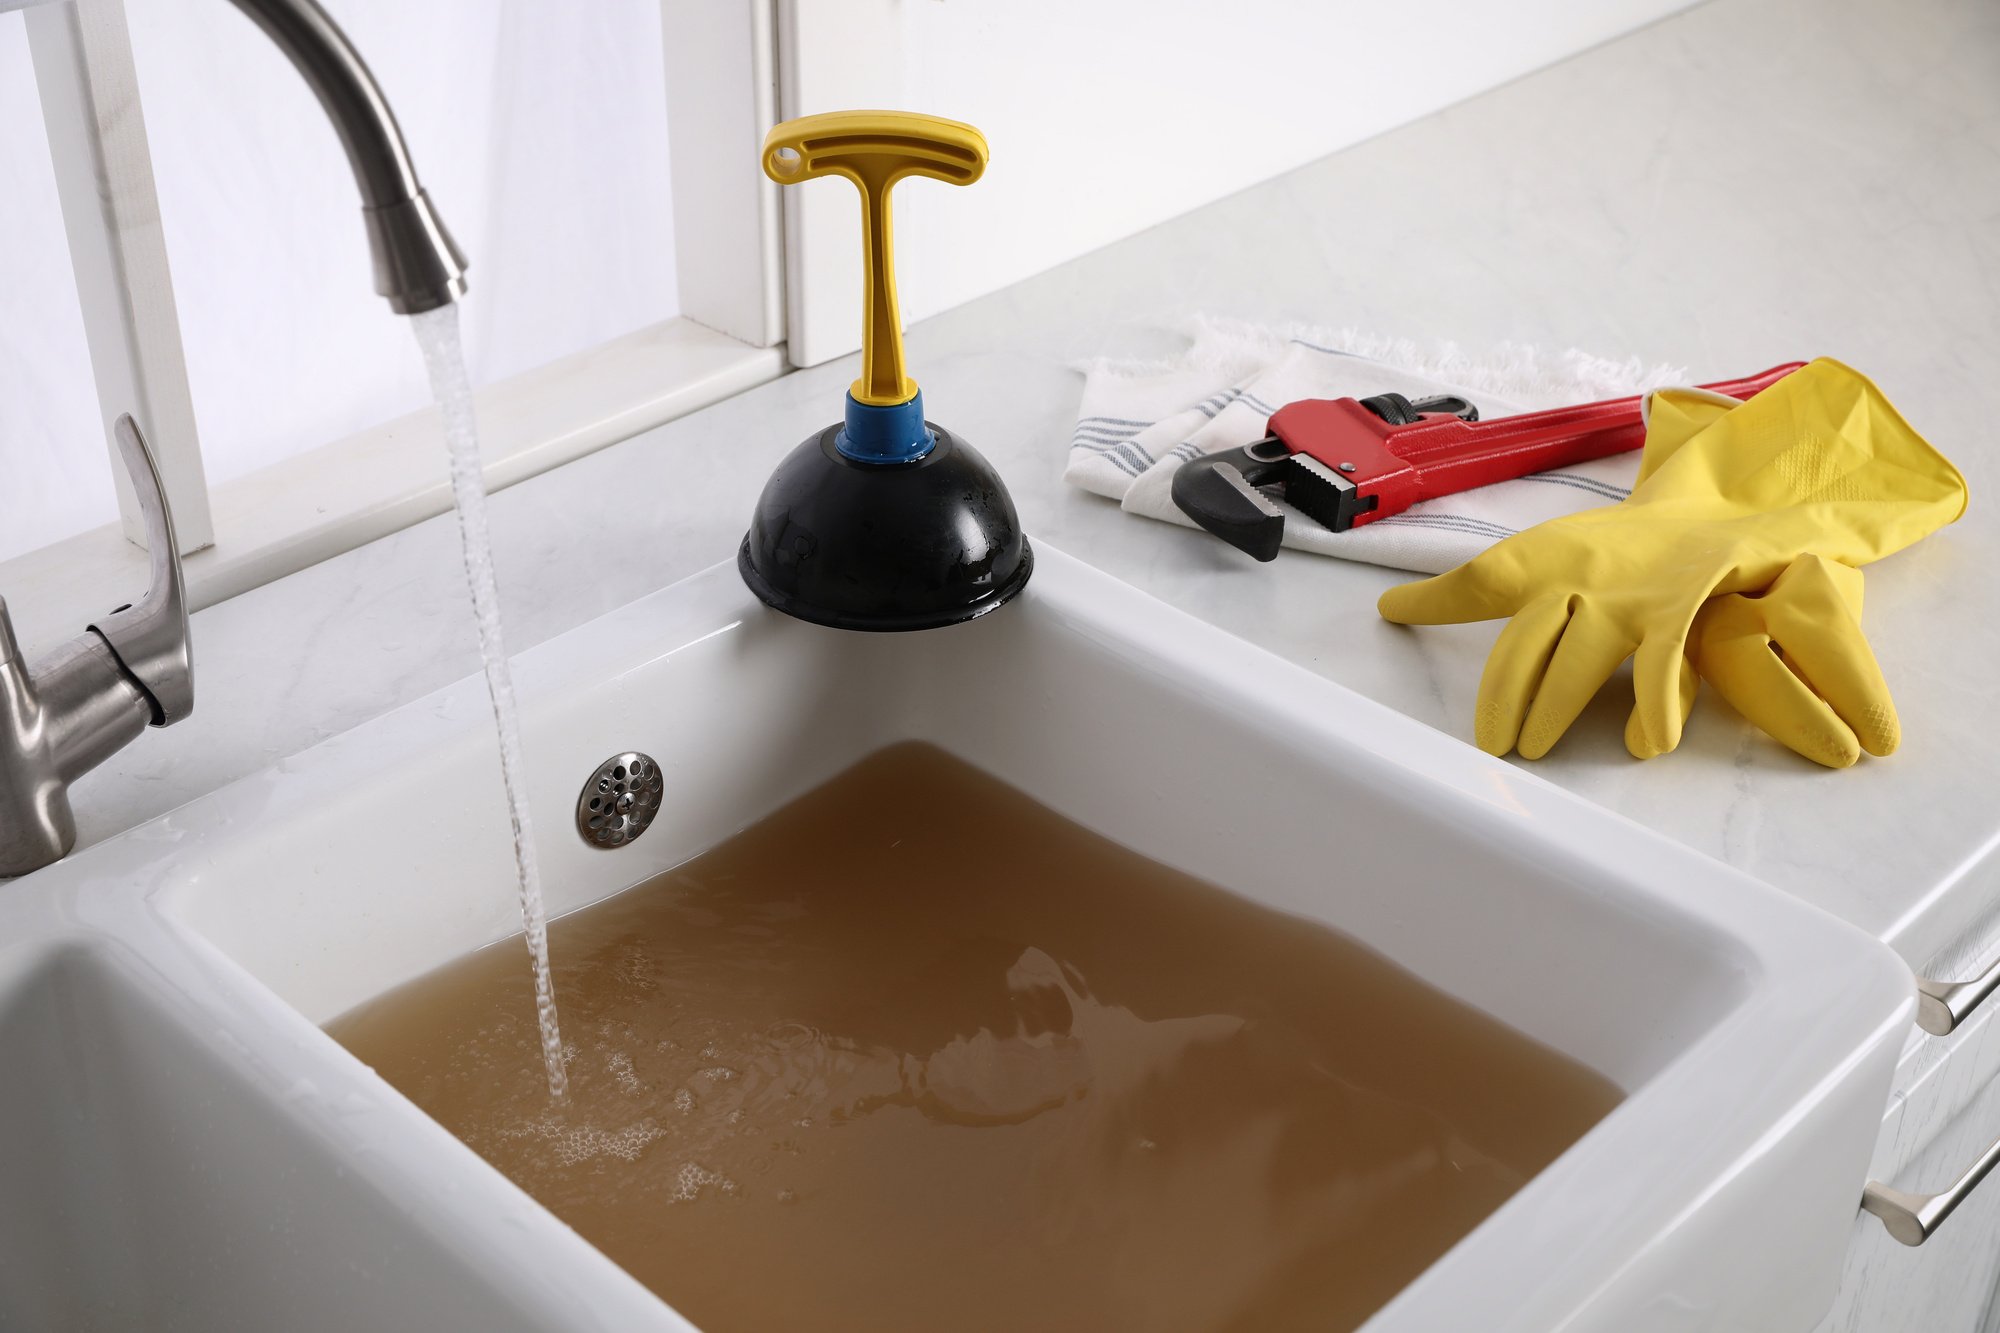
[223, 0, 467, 313]
[0, 419, 187, 877]
[1, 0, 465, 876]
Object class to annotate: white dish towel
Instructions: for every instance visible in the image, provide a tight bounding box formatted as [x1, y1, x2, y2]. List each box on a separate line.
[1064, 319, 1692, 575]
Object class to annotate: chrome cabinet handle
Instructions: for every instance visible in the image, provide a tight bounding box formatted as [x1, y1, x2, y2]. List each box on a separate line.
[1915, 955, 2000, 1037]
[1863, 1131, 2000, 1246]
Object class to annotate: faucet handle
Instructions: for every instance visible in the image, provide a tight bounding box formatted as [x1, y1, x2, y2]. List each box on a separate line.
[89, 416, 192, 726]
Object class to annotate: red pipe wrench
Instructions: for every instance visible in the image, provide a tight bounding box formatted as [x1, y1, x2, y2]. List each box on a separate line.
[1171, 362, 1806, 561]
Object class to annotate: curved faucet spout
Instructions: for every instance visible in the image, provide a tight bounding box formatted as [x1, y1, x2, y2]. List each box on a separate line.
[224, 0, 468, 313]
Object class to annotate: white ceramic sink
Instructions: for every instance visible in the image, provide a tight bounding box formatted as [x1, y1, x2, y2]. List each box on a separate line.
[0, 546, 1913, 1331]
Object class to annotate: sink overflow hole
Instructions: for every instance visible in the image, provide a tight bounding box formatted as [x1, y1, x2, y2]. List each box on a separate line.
[576, 751, 664, 850]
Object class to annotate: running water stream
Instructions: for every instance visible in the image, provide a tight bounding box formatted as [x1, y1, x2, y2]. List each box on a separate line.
[412, 305, 568, 1100]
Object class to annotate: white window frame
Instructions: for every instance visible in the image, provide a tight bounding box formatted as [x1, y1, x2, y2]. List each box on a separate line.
[1, 0, 786, 653]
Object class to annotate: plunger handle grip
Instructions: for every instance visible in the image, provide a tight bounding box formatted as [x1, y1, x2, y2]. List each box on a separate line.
[762, 111, 988, 407]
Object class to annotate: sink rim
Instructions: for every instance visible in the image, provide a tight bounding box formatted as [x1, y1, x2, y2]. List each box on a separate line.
[3, 544, 1914, 1333]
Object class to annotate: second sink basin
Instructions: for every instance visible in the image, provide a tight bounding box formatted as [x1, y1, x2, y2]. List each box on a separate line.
[1, 545, 1913, 1331]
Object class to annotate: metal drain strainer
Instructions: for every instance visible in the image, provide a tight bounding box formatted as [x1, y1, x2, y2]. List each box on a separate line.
[576, 751, 664, 849]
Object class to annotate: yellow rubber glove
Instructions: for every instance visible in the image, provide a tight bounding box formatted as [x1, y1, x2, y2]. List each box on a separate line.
[1625, 390, 1900, 767]
[1624, 554, 1897, 767]
[1378, 358, 1965, 760]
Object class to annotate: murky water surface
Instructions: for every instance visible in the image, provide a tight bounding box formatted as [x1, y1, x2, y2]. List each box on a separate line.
[330, 742, 1620, 1331]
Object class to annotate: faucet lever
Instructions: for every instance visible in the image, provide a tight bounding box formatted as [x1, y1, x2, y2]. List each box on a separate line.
[89, 416, 192, 725]
[1, 415, 190, 877]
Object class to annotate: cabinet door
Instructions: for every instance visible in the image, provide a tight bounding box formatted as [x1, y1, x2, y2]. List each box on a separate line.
[1818, 1067, 2000, 1332]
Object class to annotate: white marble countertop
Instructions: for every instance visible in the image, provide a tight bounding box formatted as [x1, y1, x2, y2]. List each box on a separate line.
[37, 0, 2000, 973]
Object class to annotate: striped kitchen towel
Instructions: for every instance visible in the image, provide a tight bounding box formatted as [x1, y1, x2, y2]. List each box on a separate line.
[1066, 319, 1690, 574]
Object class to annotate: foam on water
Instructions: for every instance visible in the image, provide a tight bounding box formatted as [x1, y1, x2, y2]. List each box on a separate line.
[411, 305, 568, 1101]
[670, 1161, 738, 1203]
[500, 1115, 663, 1167]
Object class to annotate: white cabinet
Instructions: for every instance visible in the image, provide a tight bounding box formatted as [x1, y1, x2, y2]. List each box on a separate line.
[1818, 972, 2000, 1332]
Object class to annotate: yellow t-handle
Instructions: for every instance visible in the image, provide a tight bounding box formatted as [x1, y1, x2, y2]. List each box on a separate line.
[763, 111, 988, 407]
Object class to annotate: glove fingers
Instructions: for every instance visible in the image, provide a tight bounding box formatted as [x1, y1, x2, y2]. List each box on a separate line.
[1630, 630, 1695, 757]
[1475, 593, 1572, 756]
[1379, 557, 1522, 627]
[1518, 605, 1637, 760]
[1763, 558, 1900, 757]
[1697, 616, 1862, 768]
[1625, 655, 1698, 760]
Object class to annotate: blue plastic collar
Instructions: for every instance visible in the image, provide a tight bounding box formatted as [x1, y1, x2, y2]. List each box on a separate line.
[836, 391, 936, 464]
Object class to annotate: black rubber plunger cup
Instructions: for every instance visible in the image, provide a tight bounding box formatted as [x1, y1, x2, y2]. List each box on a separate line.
[739, 397, 1032, 632]
[738, 110, 1031, 632]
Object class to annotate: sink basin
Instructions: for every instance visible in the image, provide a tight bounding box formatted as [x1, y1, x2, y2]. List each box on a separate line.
[0, 546, 1912, 1331]
[0, 935, 616, 1332]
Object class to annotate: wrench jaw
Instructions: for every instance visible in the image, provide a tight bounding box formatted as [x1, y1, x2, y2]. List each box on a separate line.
[1170, 437, 1379, 561]
[1280, 454, 1375, 536]
[1169, 438, 1292, 561]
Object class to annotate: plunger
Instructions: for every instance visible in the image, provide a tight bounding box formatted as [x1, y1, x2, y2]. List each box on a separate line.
[738, 111, 1032, 632]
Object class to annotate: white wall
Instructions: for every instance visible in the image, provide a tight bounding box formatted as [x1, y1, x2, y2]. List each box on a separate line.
[1, 0, 680, 562]
[781, 0, 1701, 368]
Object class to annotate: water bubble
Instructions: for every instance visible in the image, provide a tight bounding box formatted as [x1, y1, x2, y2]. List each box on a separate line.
[669, 1161, 737, 1202]
[501, 1115, 663, 1168]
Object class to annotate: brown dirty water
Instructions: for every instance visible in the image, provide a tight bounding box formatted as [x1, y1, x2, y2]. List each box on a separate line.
[327, 742, 1622, 1332]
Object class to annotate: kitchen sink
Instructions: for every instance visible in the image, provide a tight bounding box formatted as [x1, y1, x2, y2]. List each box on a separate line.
[0, 546, 1913, 1331]
[0, 933, 653, 1331]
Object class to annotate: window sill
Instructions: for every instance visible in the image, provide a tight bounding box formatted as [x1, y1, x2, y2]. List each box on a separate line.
[0, 316, 785, 658]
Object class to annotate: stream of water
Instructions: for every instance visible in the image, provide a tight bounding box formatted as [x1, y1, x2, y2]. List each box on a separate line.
[412, 304, 568, 1101]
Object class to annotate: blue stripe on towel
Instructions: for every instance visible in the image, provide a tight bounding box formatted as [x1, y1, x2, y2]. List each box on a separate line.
[1370, 512, 1520, 540]
[1193, 388, 1243, 418]
[1290, 339, 1363, 358]
[1071, 438, 1153, 476]
[1521, 472, 1631, 501]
